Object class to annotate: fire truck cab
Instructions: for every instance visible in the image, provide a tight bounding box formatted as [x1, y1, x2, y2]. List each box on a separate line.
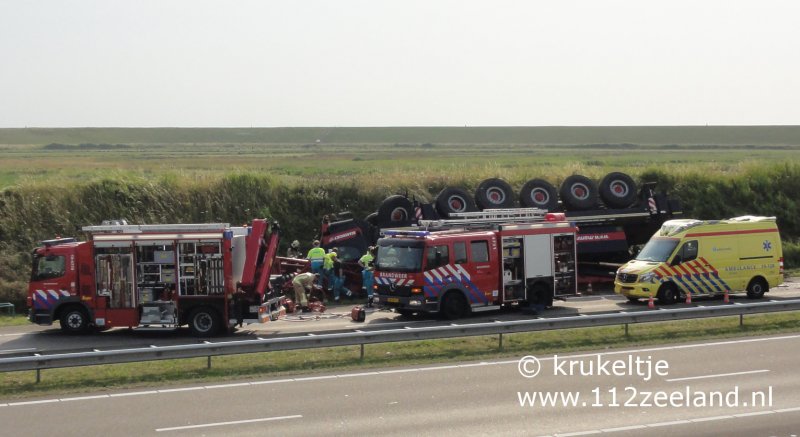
[372, 209, 579, 319]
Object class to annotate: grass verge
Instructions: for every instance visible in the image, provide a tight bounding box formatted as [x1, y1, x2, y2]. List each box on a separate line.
[0, 315, 28, 327]
[2, 311, 800, 400]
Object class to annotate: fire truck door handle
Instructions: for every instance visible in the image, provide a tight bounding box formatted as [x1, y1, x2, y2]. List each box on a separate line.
[476, 265, 490, 269]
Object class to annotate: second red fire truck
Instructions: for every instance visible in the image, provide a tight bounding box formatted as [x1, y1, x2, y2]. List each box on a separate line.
[372, 209, 578, 318]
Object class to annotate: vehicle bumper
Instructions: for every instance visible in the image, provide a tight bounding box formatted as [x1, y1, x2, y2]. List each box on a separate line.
[29, 309, 54, 325]
[374, 294, 437, 313]
[614, 281, 657, 298]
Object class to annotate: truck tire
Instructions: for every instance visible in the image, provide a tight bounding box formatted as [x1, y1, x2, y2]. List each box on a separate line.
[746, 277, 767, 299]
[188, 307, 221, 337]
[559, 175, 599, 210]
[440, 292, 469, 320]
[474, 178, 515, 209]
[377, 195, 413, 227]
[599, 172, 638, 208]
[435, 187, 478, 218]
[59, 306, 89, 334]
[657, 283, 680, 305]
[519, 179, 559, 211]
[365, 212, 378, 226]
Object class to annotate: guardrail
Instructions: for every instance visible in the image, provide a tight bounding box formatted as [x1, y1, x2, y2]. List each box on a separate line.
[2, 299, 800, 377]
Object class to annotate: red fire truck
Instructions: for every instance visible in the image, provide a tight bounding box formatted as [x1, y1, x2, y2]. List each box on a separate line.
[27, 219, 301, 336]
[372, 209, 578, 319]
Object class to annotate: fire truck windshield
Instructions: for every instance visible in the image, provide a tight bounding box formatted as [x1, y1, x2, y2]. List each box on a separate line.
[31, 254, 66, 280]
[635, 238, 679, 262]
[375, 239, 424, 272]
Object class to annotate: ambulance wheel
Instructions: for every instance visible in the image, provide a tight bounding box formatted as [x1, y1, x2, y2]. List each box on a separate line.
[441, 292, 469, 320]
[475, 178, 515, 209]
[559, 175, 599, 210]
[599, 172, 638, 208]
[519, 179, 559, 211]
[657, 283, 679, 305]
[435, 187, 478, 218]
[59, 306, 89, 334]
[189, 307, 221, 337]
[626, 297, 639, 303]
[377, 195, 413, 227]
[746, 278, 767, 299]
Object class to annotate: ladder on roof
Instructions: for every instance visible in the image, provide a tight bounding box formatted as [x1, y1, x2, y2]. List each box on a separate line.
[418, 208, 547, 229]
[82, 223, 232, 234]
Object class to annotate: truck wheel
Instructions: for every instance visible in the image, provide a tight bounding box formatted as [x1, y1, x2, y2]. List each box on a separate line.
[435, 187, 478, 218]
[657, 283, 679, 305]
[441, 292, 469, 320]
[59, 306, 89, 334]
[559, 175, 599, 210]
[519, 179, 559, 211]
[189, 307, 221, 337]
[365, 212, 378, 226]
[599, 172, 638, 208]
[377, 195, 413, 227]
[475, 178, 515, 209]
[746, 278, 767, 299]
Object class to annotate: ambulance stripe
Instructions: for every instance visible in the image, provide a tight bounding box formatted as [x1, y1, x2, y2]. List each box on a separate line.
[686, 260, 716, 292]
[671, 266, 701, 295]
[681, 263, 713, 294]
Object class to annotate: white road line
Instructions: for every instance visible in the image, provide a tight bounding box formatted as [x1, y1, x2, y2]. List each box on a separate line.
[666, 369, 770, 382]
[10, 333, 800, 408]
[0, 333, 24, 338]
[155, 414, 302, 432]
[0, 348, 37, 353]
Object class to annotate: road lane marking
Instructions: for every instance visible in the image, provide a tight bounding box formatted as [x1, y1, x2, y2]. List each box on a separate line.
[9, 333, 800, 408]
[665, 369, 770, 382]
[155, 414, 302, 432]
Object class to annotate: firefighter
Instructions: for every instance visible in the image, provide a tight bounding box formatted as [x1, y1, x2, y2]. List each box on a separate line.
[306, 240, 325, 274]
[291, 272, 318, 312]
[358, 246, 376, 307]
[286, 240, 302, 258]
[330, 251, 351, 302]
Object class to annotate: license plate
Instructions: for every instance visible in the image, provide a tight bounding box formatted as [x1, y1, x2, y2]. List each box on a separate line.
[387, 297, 400, 303]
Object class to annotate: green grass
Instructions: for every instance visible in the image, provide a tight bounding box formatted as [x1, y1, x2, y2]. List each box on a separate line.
[2, 312, 799, 400]
[0, 315, 27, 327]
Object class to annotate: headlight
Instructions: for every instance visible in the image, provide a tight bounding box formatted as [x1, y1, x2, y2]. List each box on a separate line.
[639, 272, 657, 283]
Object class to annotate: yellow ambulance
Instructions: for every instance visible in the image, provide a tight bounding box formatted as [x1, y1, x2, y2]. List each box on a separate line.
[615, 216, 784, 304]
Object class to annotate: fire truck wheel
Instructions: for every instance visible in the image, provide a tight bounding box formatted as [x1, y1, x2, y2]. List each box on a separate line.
[377, 195, 413, 227]
[746, 277, 767, 299]
[559, 175, 599, 210]
[475, 178, 516, 210]
[189, 307, 221, 337]
[435, 187, 478, 218]
[657, 283, 679, 305]
[599, 172, 638, 208]
[59, 306, 89, 334]
[519, 179, 559, 211]
[441, 292, 469, 320]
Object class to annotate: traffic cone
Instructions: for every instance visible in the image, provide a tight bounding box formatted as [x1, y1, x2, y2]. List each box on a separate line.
[685, 292, 692, 305]
[648, 295, 655, 309]
[724, 290, 730, 303]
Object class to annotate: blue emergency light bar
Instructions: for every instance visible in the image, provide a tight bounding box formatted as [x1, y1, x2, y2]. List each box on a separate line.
[383, 230, 430, 238]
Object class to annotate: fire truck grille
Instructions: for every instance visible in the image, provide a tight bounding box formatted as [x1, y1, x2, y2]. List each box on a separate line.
[377, 284, 411, 297]
[616, 273, 638, 283]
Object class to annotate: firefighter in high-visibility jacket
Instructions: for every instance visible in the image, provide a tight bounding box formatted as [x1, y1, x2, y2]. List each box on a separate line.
[358, 246, 376, 307]
[306, 240, 325, 274]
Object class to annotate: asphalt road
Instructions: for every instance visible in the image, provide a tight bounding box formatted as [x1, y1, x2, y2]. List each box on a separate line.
[3, 333, 800, 436]
[2, 278, 799, 355]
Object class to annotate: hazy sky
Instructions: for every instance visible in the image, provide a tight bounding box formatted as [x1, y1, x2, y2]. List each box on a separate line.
[1, 0, 798, 127]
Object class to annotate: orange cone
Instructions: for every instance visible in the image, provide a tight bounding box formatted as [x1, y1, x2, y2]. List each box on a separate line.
[724, 290, 730, 303]
[685, 292, 692, 304]
[648, 295, 655, 309]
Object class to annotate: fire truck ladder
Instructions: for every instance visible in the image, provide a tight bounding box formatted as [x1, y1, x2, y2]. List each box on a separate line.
[418, 208, 548, 229]
[82, 223, 231, 234]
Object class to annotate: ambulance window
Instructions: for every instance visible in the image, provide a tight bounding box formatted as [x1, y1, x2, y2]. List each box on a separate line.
[426, 245, 450, 270]
[673, 240, 698, 265]
[471, 241, 490, 263]
[32, 254, 66, 280]
[454, 242, 468, 264]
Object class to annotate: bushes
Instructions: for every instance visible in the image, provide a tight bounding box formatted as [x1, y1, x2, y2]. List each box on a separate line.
[1, 163, 800, 308]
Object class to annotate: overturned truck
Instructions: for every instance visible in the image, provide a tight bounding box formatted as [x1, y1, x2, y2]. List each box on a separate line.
[321, 172, 682, 294]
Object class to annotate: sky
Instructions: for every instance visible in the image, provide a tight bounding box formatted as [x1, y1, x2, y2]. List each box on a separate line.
[1, 0, 798, 127]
